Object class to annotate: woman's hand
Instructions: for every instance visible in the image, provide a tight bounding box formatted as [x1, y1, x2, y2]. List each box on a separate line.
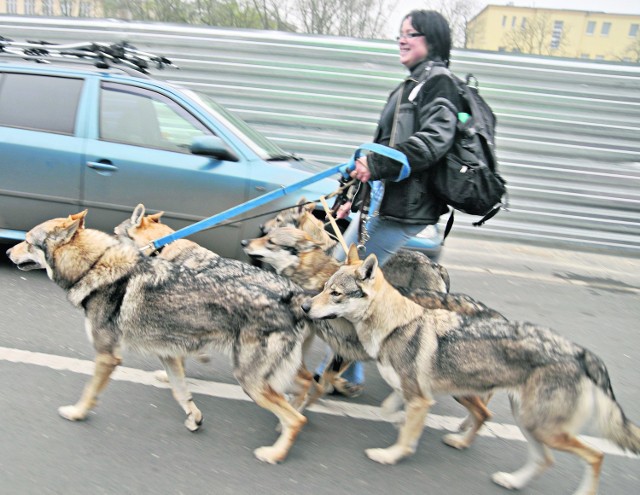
[335, 201, 352, 220]
[350, 156, 371, 183]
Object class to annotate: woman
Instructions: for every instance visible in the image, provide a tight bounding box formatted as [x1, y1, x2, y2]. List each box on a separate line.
[318, 10, 462, 395]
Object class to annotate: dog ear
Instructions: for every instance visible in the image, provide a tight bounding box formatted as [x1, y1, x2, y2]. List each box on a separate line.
[131, 204, 146, 227]
[356, 254, 378, 282]
[147, 211, 165, 223]
[347, 244, 360, 264]
[59, 210, 87, 243]
[68, 210, 88, 229]
[296, 197, 308, 213]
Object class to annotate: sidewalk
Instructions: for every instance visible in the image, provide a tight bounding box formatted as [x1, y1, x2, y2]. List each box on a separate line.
[439, 235, 640, 292]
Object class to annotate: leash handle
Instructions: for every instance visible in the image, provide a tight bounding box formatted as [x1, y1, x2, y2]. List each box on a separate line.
[338, 143, 410, 182]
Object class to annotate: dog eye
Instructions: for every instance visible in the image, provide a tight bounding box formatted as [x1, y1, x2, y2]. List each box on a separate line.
[330, 290, 341, 297]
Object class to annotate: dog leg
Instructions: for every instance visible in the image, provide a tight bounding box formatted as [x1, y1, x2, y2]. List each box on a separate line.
[492, 423, 554, 490]
[443, 395, 492, 449]
[288, 366, 315, 412]
[457, 392, 493, 432]
[542, 433, 603, 495]
[158, 356, 203, 432]
[58, 352, 121, 421]
[366, 395, 433, 464]
[251, 385, 307, 464]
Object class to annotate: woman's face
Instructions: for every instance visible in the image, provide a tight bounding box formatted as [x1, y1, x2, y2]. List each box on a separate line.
[398, 17, 428, 68]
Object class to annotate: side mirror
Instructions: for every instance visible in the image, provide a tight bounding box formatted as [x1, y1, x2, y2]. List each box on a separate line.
[190, 136, 239, 162]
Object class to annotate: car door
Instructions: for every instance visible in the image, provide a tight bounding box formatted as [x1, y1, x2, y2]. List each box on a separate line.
[0, 71, 85, 236]
[82, 81, 252, 257]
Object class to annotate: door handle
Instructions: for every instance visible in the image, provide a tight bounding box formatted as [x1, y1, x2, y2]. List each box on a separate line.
[87, 161, 118, 173]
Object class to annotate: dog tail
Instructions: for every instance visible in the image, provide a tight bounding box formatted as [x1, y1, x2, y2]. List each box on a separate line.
[582, 349, 640, 454]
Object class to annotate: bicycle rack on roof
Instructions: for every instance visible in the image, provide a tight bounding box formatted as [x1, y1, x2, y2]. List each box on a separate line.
[0, 36, 177, 74]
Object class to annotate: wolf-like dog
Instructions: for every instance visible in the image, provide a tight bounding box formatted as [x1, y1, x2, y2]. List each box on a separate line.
[242, 226, 449, 293]
[244, 227, 502, 439]
[7, 211, 318, 464]
[302, 246, 640, 494]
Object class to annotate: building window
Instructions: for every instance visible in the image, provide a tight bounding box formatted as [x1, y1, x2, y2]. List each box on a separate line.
[550, 20, 564, 49]
[601, 22, 611, 36]
[42, 0, 54, 15]
[502, 16, 507, 27]
[512, 16, 517, 27]
[630, 24, 639, 37]
[521, 17, 527, 29]
[498, 46, 507, 52]
[24, 0, 36, 14]
[595, 55, 604, 60]
[580, 54, 589, 59]
[586, 21, 596, 35]
[6, 0, 17, 14]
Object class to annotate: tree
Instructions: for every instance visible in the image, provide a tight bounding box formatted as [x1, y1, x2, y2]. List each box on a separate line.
[422, 0, 480, 48]
[502, 13, 570, 56]
[617, 34, 640, 63]
[292, 0, 395, 38]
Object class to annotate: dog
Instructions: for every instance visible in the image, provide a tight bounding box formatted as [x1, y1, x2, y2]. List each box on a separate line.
[243, 227, 502, 434]
[242, 225, 449, 293]
[7, 210, 319, 464]
[302, 246, 640, 493]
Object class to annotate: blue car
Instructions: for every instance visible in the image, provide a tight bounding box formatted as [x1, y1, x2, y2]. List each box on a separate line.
[0, 41, 442, 261]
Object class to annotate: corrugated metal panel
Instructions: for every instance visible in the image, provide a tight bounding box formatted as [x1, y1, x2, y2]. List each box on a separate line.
[1, 16, 639, 255]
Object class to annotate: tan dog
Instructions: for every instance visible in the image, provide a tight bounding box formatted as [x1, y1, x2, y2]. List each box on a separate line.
[7, 211, 324, 464]
[302, 246, 640, 493]
[115, 204, 320, 411]
[243, 228, 500, 434]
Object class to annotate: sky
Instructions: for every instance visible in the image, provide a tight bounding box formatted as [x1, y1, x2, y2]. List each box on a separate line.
[386, 0, 640, 38]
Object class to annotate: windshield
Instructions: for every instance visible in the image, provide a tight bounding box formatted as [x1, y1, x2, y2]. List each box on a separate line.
[186, 90, 294, 161]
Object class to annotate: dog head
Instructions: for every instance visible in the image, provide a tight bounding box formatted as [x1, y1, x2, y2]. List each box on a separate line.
[6, 211, 88, 279]
[114, 204, 171, 255]
[260, 197, 315, 234]
[302, 245, 380, 321]
[241, 227, 320, 274]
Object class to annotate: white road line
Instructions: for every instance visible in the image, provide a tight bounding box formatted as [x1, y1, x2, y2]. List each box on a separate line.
[1, 346, 637, 460]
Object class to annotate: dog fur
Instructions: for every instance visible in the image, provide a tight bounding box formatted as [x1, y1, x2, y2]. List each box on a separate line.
[7, 211, 318, 464]
[302, 247, 640, 494]
[243, 226, 501, 431]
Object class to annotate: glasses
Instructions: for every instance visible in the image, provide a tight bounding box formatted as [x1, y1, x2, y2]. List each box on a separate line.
[396, 32, 424, 41]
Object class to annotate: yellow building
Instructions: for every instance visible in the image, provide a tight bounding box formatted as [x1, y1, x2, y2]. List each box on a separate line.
[0, 0, 103, 17]
[466, 4, 640, 62]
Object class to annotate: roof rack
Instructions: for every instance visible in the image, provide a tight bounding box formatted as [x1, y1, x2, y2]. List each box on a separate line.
[0, 36, 178, 74]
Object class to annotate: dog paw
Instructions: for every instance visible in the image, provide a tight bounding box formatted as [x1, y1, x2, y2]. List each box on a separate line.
[491, 472, 520, 490]
[184, 412, 203, 432]
[365, 447, 403, 465]
[442, 433, 470, 450]
[254, 446, 284, 464]
[58, 405, 87, 421]
[154, 370, 169, 383]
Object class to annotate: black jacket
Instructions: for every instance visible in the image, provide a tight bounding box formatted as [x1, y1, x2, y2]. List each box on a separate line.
[363, 58, 462, 224]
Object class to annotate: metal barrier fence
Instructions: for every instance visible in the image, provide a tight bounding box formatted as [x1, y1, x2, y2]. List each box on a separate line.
[2, 16, 639, 255]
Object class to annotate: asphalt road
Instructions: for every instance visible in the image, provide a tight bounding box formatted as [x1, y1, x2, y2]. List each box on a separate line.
[0, 235, 639, 495]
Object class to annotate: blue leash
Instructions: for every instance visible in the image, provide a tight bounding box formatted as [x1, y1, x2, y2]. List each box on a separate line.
[148, 144, 410, 251]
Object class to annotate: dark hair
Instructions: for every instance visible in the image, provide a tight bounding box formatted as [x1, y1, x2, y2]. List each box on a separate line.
[403, 10, 452, 67]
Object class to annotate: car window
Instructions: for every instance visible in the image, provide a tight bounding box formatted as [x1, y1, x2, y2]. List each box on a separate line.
[100, 82, 211, 152]
[0, 72, 83, 135]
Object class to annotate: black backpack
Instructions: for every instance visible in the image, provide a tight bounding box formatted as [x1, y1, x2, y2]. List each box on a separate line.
[412, 63, 507, 238]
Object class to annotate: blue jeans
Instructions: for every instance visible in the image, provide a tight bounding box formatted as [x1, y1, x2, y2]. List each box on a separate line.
[315, 212, 428, 385]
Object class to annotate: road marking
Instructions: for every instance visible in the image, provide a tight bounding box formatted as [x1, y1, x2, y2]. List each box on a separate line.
[1, 346, 637, 460]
